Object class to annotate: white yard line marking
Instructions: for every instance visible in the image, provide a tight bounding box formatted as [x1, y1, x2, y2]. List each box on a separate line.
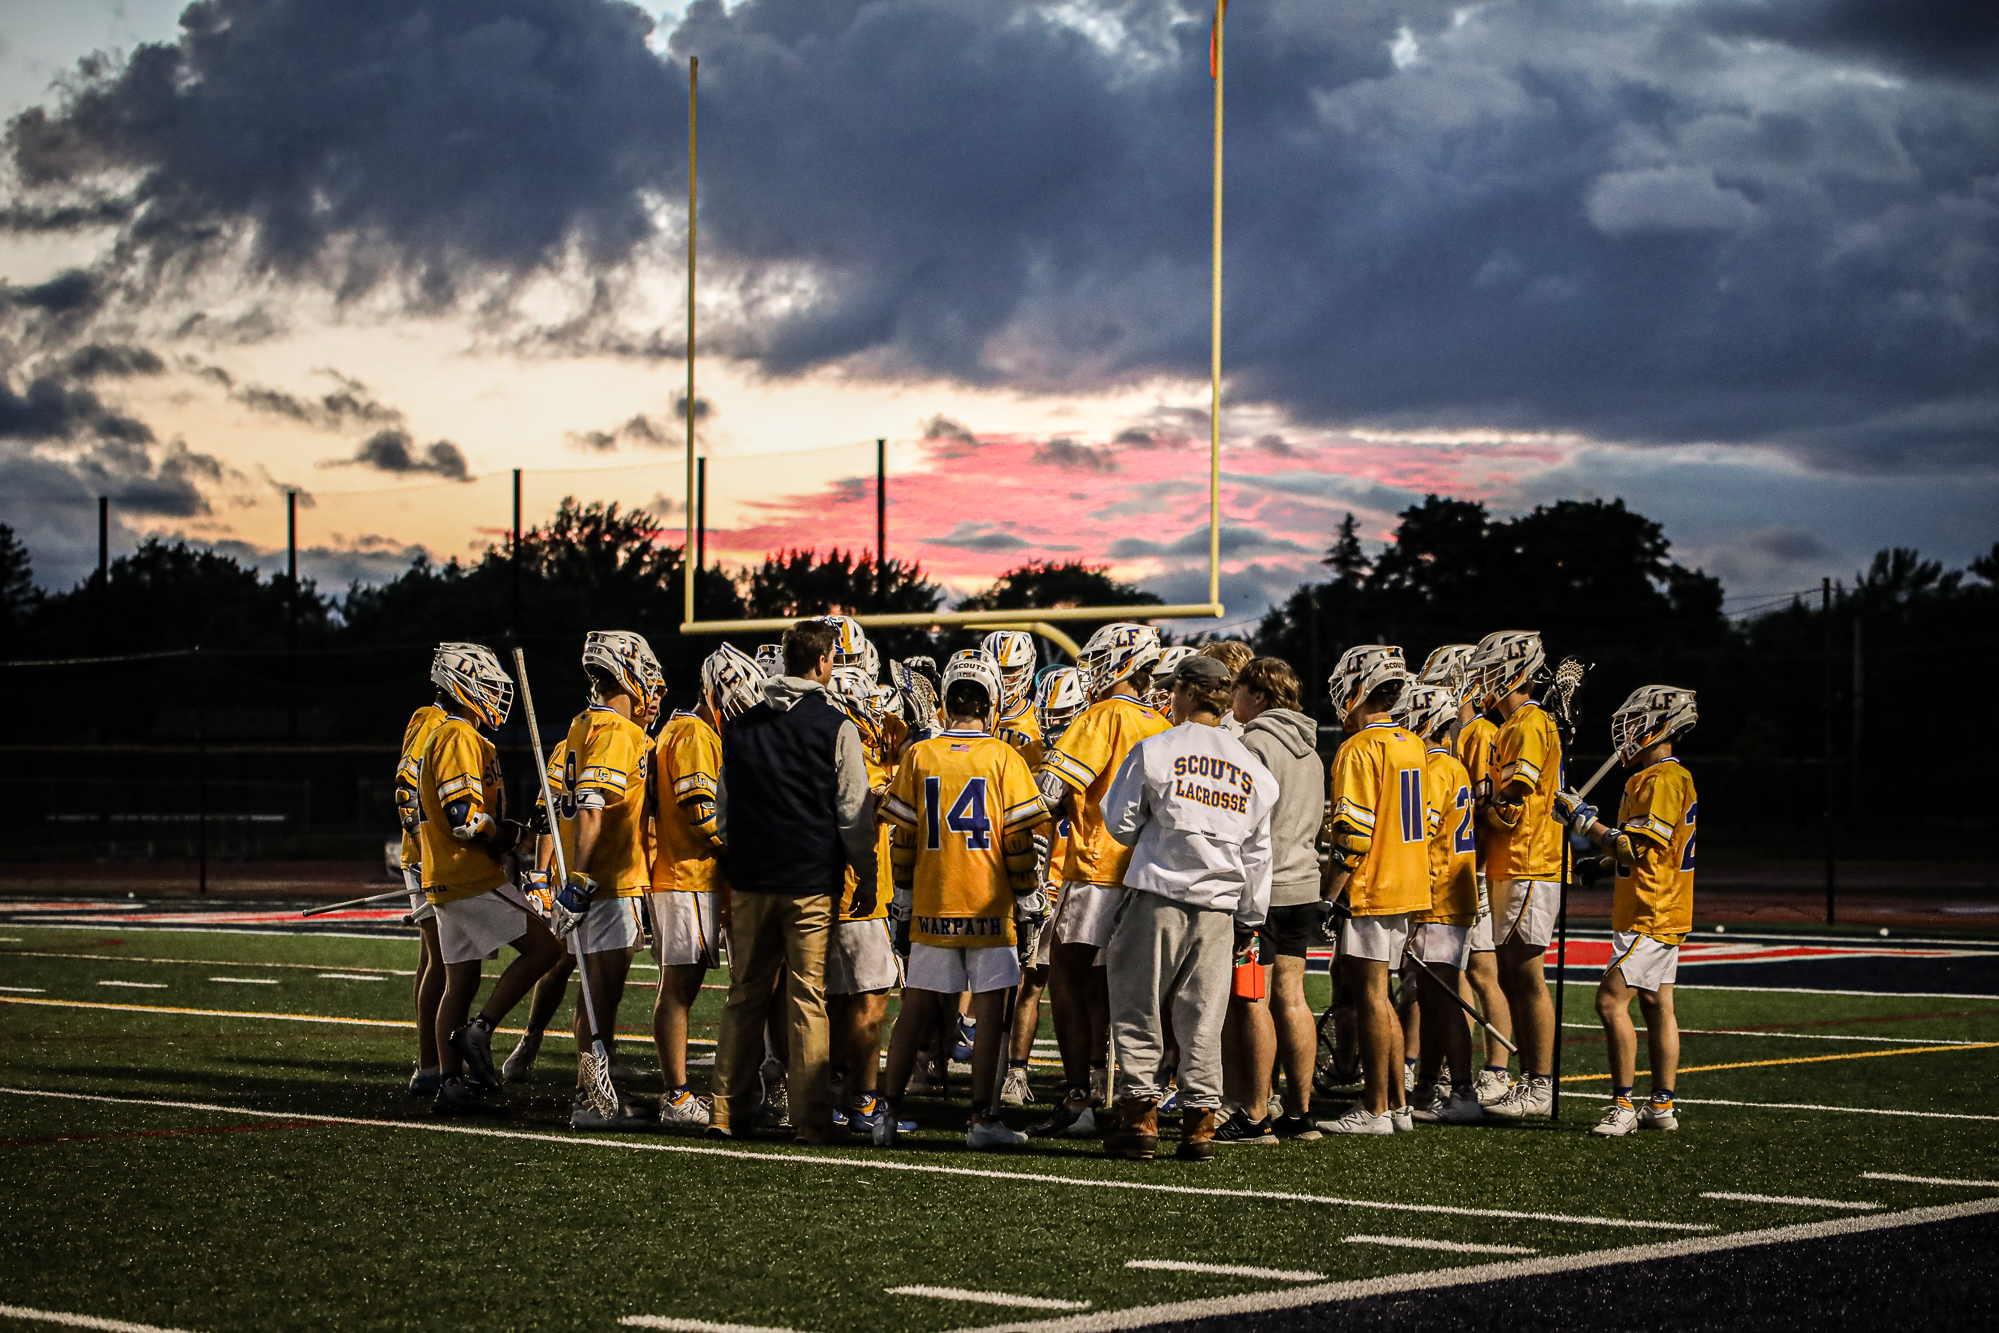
[1, 952, 411, 976]
[0, 937, 21, 942]
[1345, 1235, 1535, 1255]
[0, 1086, 1706, 1232]
[1560, 1089, 1999, 1122]
[0, 986, 46, 993]
[620, 1319, 815, 1333]
[1671, 984, 1999, 1001]
[1124, 1260, 1323, 1281]
[1700, 1191, 1880, 1210]
[207, 977, 279, 985]
[0, 1303, 196, 1333]
[939, 1197, 1999, 1333]
[95, 981, 165, 989]
[890, 1288, 1090, 1311]
[315, 974, 386, 982]
[1863, 1172, 1999, 1188]
[1556, 1023, 1984, 1046]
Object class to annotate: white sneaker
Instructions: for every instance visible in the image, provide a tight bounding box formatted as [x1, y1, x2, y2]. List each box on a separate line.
[967, 1118, 1029, 1150]
[570, 1090, 647, 1131]
[1403, 1062, 1417, 1093]
[1486, 1078, 1553, 1119]
[1317, 1105, 1395, 1135]
[1592, 1099, 1640, 1137]
[1433, 1088, 1484, 1123]
[1638, 1100, 1680, 1131]
[1409, 1087, 1449, 1123]
[1000, 1066, 1035, 1107]
[1391, 1104, 1415, 1133]
[500, 1031, 541, 1083]
[1473, 1068, 1514, 1106]
[658, 1088, 711, 1128]
[1089, 1066, 1109, 1108]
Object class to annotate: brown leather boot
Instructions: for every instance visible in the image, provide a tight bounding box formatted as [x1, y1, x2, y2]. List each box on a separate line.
[1175, 1107, 1218, 1161]
[1103, 1097, 1159, 1159]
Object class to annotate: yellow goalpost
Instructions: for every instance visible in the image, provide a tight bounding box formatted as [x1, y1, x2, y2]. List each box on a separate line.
[678, 1, 1228, 638]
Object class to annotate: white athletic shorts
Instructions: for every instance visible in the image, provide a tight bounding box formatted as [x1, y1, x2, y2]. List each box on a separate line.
[906, 941, 1021, 995]
[1411, 922, 1472, 970]
[1492, 878, 1560, 950]
[574, 894, 643, 956]
[434, 883, 533, 965]
[826, 917, 901, 995]
[1608, 931, 1680, 993]
[1467, 873, 1492, 952]
[650, 891, 725, 969]
[404, 866, 436, 925]
[1339, 912, 1412, 964]
[1052, 881, 1124, 951]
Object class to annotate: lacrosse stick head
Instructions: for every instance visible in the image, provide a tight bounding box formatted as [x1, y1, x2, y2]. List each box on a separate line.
[580, 1047, 620, 1119]
[1547, 656, 1589, 739]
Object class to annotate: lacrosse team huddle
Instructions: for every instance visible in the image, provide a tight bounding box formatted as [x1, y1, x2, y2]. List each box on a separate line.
[394, 614, 1698, 1154]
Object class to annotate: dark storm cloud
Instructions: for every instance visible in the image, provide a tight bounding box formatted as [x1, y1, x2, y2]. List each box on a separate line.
[61, 344, 165, 379]
[342, 430, 471, 481]
[924, 523, 1030, 552]
[1034, 438, 1120, 473]
[0, 371, 152, 444]
[7, 0, 1997, 473]
[1107, 525, 1309, 560]
[229, 373, 406, 433]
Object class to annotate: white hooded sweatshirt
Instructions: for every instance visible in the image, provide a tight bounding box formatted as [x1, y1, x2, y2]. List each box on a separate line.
[1102, 719, 1277, 929]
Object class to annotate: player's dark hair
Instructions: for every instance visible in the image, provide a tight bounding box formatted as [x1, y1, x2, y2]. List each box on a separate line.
[944, 679, 991, 718]
[585, 664, 623, 701]
[1237, 657, 1301, 712]
[1364, 678, 1405, 712]
[1176, 677, 1233, 718]
[783, 619, 839, 677]
[1125, 666, 1154, 696]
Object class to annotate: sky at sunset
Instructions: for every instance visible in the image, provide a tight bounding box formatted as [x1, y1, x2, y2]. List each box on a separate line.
[2, 0, 1993, 633]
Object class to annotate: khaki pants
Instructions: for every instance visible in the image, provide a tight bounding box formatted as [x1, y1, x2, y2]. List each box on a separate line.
[712, 890, 835, 1136]
[1103, 889, 1234, 1111]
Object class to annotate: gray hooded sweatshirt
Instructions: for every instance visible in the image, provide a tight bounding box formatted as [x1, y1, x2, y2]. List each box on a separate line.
[1238, 708, 1327, 908]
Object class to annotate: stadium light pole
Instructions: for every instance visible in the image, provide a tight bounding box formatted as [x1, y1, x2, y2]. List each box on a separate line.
[511, 468, 522, 638]
[682, 54, 699, 632]
[97, 495, 108, 585]
[286, 490, 298, 740]
[1207, 0, 1224, 612]
[876, 437, 886, 610]
[1822, 576, 1835, 924]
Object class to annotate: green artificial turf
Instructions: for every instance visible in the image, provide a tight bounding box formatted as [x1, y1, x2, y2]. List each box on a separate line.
[1, 923, 1997, 1333]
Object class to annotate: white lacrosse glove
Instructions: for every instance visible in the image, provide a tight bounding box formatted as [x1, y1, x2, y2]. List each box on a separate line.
[550, 872, 599, 938]
[1014, 882, 1052, 927]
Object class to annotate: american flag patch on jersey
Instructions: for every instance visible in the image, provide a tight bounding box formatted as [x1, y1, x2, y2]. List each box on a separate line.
[950, 744, 971, 752]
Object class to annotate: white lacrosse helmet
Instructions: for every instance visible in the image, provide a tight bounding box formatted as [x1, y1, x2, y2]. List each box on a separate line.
[981, 630, 1038, 713]
[1394, 681, 1456, 741]
[1611, 685, 1698, 764]
[1035, 665, 1088, 742]
[582, 630, 663, 712]
[753, 643, 783, 679]
[941, 648, 1004, 725]
[431, 642, 513, 729]
[1418, 644, 1477, 704]
[890, 659, 939, 728]
[1077, 622, 1162, 699]
[820, 615, 869, 669]
[827, 664, 880, 726]
[701, 644, 765, 722]
[1327, 644, 1409, 723]
[1147, 646, 1198, 708]
[862, 639, 881, 682]
[1468, 630, 1545, 709]
[871, 681, 902, 719]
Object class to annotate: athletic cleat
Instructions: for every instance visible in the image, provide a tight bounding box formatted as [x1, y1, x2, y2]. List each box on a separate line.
[1317, 1105, 1394, 1135]
[999, 1066, 1036, 1107]
[500, 1030, 542, 1083]
[1638, 1100, 1680, 1131]
[1157, 1084, 1179, 1114]
[433, 1075, 504, 1116]
[907, 1055, 943, 1096]
[449, 1018, 498, 1088]
[967, 1118, 1028, 1150]
[1474, 1068, 1515, 1106]
[658, 1087, 711, 1128]
[1272, 1114, 1323, 1142]
[570, 1089, 648, 1131]
[951, 1016, 977, 1063]
[1391, 1104, 1415, 1133]
[758, 1056, 791, 1129]
[1088, 1066, 1110, 1108]
[1028, 1093, 1098, 1138]
[1593, 1099, 1640, 1137]
[1415, 1088, 1484, 1124]
[1486, 1078, 1554, 1119]
[408, 1067, 443, 1097]
[1211, 1109, 1278, 1145]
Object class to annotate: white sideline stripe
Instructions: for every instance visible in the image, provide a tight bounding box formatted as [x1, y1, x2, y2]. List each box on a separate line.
[315, 974, 386, 982]
[620, 1319, 814, 1333]
[95, 981, 165, 989]
[1863, 1173, 1999, 1188]
[938, 1197, 1999, 1333]
[1124, 1260, 1323, 1281]
[1561, 1089, 1999, 1122]
[0, 1303, 195, 1333]
[1344, 1235, 1536, 1255]
[207, 977, 278, 985]
[0, 986, 45, 993]
[0, 1086, 1707, 1232]
[890, 1287, 1089, 1311]
[1671, 984, 1999, 1001]
[1556, 1022, 1985, 1046]
[1700, 1192, 1880, 1210]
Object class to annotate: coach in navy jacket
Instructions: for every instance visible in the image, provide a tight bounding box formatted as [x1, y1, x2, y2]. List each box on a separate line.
[711, 618, 877, 1142]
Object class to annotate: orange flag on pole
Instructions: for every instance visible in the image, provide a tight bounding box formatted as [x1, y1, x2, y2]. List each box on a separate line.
[1210, 0, 1228, 78]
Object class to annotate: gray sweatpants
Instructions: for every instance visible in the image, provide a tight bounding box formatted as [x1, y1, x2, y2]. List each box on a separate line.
[1103, 889, 1234, 1110]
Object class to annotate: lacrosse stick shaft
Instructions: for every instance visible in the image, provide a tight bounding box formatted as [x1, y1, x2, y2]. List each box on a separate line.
[1573, 751, 1621, 802]
[1404, 951, 1518, 1055]
[1552, 772, 1572, 1120]
[301, 887, 416, 918]
[989, 980, 1018, 1119]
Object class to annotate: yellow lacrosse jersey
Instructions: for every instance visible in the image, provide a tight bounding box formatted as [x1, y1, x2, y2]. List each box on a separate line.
[1329, 721, 1431, 917]
[884, 730, 1046, 948]
[650, 711, 724, 894]
[1416, 746, 1478, 926]
[1455, 713, 1496, 868]
[557, 704, 652, 897]
[1044, 693, 1171, 886]
[416, 716, 509, 904]
[995, 703, 1044, 767]
[838, 734, 893, 923]
[395, 703, 448, 869]
[1612, 758, 1697, 942]
[1486, 701, 1564, 884]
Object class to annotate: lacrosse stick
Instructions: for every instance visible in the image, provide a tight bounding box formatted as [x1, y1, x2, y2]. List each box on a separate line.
[988, 978, 1019, 1120]
[1401, 946, 1517, 1055]
[301, 887, 420, 918]
[513, 647, 620, 1120]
